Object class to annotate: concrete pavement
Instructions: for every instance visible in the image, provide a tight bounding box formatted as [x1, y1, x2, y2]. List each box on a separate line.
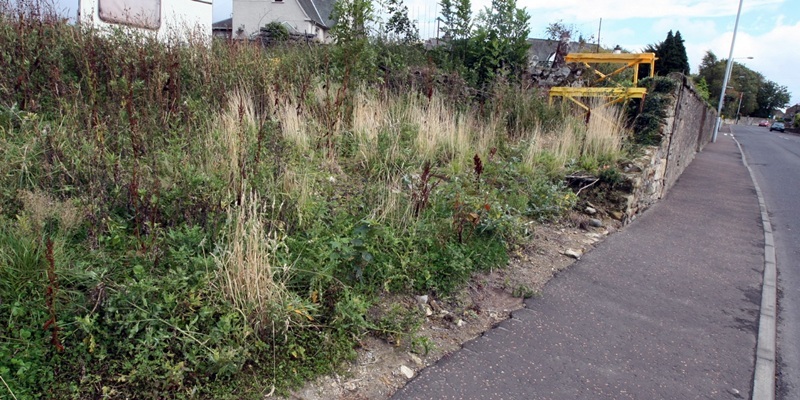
[393, 133, 769, 399]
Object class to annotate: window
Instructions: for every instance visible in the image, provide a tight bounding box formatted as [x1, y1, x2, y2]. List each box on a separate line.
[99, 0, 161, 30]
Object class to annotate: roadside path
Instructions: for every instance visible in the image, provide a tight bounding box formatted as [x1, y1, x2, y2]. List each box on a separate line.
[392, 134, 765, 399]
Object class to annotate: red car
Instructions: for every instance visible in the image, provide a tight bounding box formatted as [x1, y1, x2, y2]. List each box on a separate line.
[759, 120, 770, 127]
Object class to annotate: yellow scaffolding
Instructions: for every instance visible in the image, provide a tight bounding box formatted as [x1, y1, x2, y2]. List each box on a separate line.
[549, 53, 656, 112]
[549, 87, 648, 111]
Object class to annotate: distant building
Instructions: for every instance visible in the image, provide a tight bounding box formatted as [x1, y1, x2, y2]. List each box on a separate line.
[232, 0, 335, 43]
[785, 104, 800, 121]
[212, 17, 232, 39]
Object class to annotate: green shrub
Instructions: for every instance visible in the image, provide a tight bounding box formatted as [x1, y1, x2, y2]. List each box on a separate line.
[629, 76, 678, 145]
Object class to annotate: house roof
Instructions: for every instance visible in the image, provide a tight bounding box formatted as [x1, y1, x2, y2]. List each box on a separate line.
[297, 0, 335, 29]
[213, 18, 232, 29]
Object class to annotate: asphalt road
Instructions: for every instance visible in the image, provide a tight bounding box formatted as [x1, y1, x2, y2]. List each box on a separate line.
[731, 124, 800, 399]
[393, 135, 764, 399]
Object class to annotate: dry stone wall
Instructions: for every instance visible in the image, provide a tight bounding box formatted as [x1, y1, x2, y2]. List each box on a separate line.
[618, 73, 716, 222]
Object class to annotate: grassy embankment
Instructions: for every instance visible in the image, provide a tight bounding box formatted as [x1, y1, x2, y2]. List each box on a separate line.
[0, 2, 631, 398]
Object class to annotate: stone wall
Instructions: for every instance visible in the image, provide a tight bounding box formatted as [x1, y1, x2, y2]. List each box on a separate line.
[663, 73, 716, 190]
[617, 74, 716, 222]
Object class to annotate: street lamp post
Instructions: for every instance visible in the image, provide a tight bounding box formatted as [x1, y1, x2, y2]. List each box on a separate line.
[712, 0, 745, 142]
[736, 91, 744, 124]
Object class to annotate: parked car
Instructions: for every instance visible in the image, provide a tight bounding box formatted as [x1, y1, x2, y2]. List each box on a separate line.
[759, 120, 770, 127]
[769, 122, 785, 132]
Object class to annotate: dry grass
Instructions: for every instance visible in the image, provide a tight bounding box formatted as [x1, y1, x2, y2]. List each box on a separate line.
[368, 177, 413, 227]
[523, 120, 580, 172]
[475, 117, 500, 157]
[584, 102, 627, 161]
[411, 95, 471, 167]
[352, 91, 386, 164]
[553, 119, 582, 164]
[523, 101, 627, 172]
[522, 123, 546, 170]
[278, 99, 311, 152]
[17, 189, 82, 237]
[281, 166, 317, 227]
[207, 90, 259, 192]
[215, 190, 289, 329]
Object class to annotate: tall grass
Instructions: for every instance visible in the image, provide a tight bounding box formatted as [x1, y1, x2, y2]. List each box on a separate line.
[211, 89, 259, 193]
[412, 95, 472, 168]
[279, 98, 312, 152]
[215, 190, 296, 330]
[585, 99, 627, 159]
[524, 101, 628, 175]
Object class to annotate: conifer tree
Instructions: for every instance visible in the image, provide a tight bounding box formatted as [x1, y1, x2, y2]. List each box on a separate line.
[672, 31, 690, 74]
[646, 30, 690, 76]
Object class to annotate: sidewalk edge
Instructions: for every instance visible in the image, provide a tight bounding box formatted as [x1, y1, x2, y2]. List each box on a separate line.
[732, 134, 777, 400]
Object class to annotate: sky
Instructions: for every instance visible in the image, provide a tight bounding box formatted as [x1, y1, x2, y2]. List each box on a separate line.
[47, 0, 800, 106]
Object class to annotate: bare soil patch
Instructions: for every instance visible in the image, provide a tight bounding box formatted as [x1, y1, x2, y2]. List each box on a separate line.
[279, 220, 620, 400]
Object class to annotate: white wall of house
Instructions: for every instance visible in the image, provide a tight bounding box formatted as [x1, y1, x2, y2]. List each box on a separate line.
[79, 0, 213, 40]
[233, 0, 327, 42]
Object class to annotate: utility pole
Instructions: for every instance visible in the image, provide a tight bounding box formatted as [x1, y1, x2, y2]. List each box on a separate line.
[596, 18, 602, 53]
[712, 0, 744, 142]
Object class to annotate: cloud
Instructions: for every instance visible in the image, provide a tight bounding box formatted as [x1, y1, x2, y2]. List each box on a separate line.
[514, 0, 784, 22]
[687, 19, 800, 105]
[651, 17, 718, 39]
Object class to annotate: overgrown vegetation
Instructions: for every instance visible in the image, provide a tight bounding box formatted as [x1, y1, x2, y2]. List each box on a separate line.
[0, 1, 637, 398]
[628, 76, 679, 145]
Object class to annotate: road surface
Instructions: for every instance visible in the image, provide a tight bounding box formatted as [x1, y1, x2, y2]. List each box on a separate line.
[732, 124, 800, 399]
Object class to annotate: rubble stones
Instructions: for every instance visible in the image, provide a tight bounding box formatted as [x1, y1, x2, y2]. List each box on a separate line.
[399, 365, 414, 379]
[563, 249, 582, 259]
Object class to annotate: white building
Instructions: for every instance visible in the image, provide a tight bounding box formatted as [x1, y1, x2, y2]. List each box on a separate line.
[79, 0, 213, 40]
[232, 0, 335, 42]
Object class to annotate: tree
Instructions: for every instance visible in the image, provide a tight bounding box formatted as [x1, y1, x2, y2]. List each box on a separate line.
[645, 30, 690, 76]
[331, 0, 373, 42]
[698, 50, 791, 118]
[695, 76, 710, 102]
[439, 0, 472, 41]
[670, 31, 690, 75]
[754, 80, 791, 118]
[452, 0, 473, 40]
[438, 0, 472, 67]
[259, 21, 289, 43]
[437, 0, 529, 87]
[697, 50, 726, 108]
[383, 0, 419, 43]
[544, 20, 593, 46]
[330, 0, 377, 82]
[468, 0, 530, 85]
